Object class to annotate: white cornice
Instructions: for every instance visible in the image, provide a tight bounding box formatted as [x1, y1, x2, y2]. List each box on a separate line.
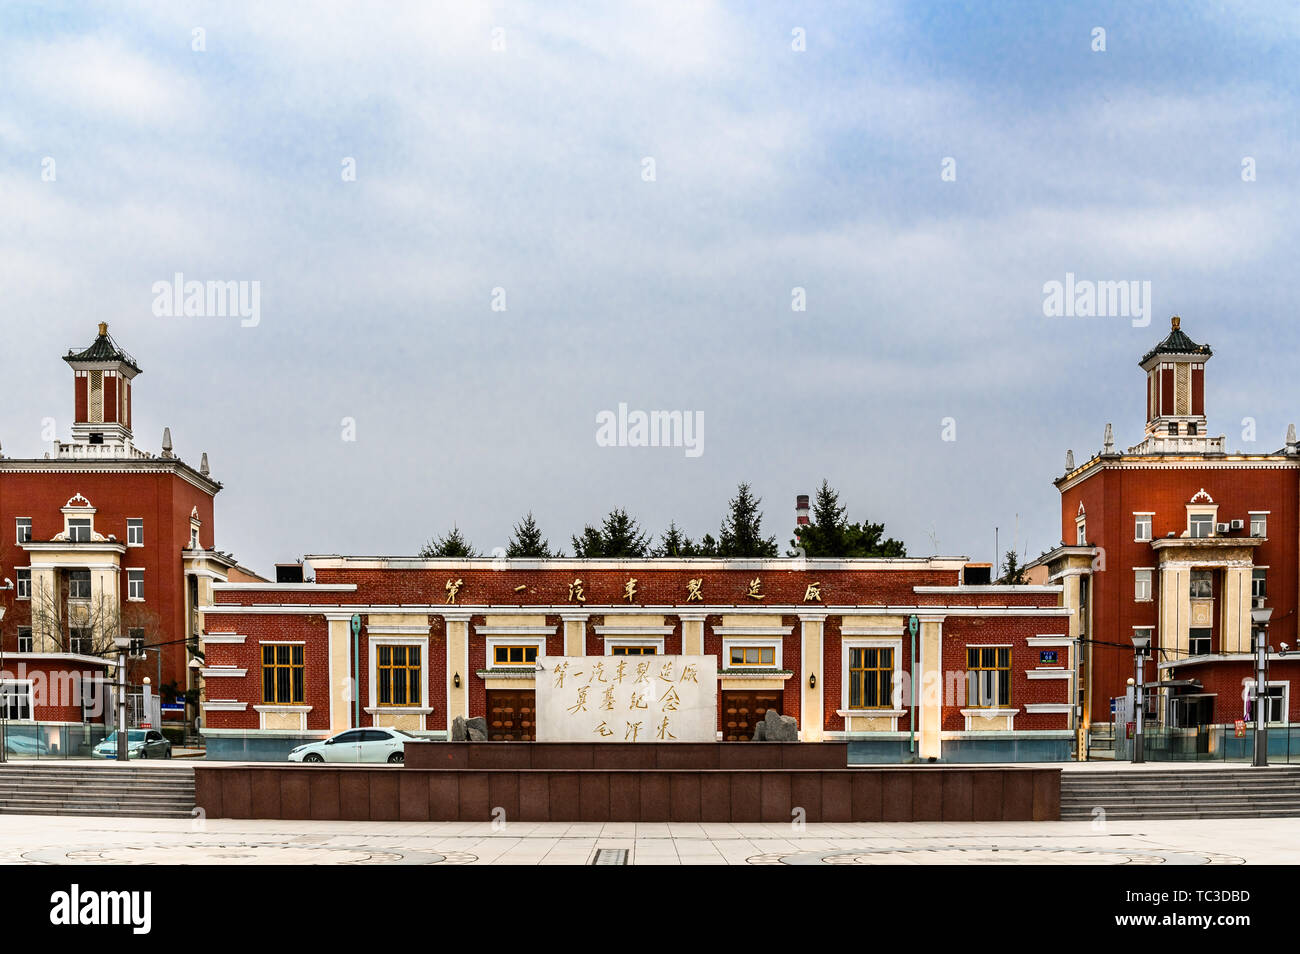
[303, 554, 969, 572]
[201, 602, 1072, 618]
[212, 582, 357, 591]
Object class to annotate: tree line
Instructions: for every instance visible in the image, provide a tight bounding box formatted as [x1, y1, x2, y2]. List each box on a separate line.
[419, 480, 907, 560]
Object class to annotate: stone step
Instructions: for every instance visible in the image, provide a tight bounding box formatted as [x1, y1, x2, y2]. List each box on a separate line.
[0, 804, 196, 818]
[1062, 807, 1300, 820]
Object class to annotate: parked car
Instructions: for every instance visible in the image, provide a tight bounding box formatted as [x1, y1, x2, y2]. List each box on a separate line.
[287, 727, 416, 763]
[92, 729, 172, 759]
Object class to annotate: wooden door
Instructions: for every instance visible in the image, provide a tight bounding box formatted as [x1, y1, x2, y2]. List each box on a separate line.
[721, 690, 783, 741]
[486, 690, 536, 741]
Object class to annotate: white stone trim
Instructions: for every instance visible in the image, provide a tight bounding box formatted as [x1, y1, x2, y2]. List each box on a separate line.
[367, 634, 430, 728]
[202, 632, 246, 644]
[836, 708, 908, 718]
[200, 602, 1072, 617]
[721, 635, 783, 669]
[913, 585, 1063, 594]
[960, 707, 1019, 729]
[1027, 636, 1073, 646]
[1024, 703, 1074, 714]
[200, 667, 247, 677]
[212, 582, 357, 591]
[603, 636, 666, 655]
[840, 636, 903, 714]
[201, 700, 247, 711]
[1026, 669, 1071, 680]
[366, 624, 432, 635]
[304, 555, 970, 572]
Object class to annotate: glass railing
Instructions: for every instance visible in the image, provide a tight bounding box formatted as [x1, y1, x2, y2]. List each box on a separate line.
[1106, 724, 1300, 763]
[0, 722, 112, 759]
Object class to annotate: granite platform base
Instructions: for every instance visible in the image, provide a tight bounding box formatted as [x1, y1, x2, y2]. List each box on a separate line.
[194, 742, 1060, 822]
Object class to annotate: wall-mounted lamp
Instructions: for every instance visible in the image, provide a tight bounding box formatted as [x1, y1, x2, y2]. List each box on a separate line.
[809, 673, 816, 689]
[454, 672, 461, 689]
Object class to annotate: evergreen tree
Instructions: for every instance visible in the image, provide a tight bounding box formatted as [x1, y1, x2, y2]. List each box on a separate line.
[1000, 548, 1027, 585]
[718, 483, 778, 557]
[790, 479, 907, 558]
[419, 525, 477, 558]
[506, 512, 560, 558]
[654, 521, 699, 557]
[571, 508, 652, 557]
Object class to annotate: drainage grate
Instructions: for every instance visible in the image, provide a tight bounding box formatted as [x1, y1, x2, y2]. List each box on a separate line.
[591, 848, 629, 865]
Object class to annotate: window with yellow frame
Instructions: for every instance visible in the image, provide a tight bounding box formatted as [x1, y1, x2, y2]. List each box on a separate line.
[610, 645, 657, 656]
[848, 647, 893, 708]
[262, 644, 304, 705]
[493, 645, 539, 666]
[966, 646, 1011, 708]
[729, 646, 776, 667]
[377, 644, 421, 706]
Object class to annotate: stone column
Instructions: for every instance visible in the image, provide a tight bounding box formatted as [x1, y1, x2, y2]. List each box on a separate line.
[325, 614, 355, 734]
[918, 616, 944, 761]
[443, 612, 471, 731]
[562, 613, 589, 657]
[799, 614, 826, 742]
[679, 613, 706, 655]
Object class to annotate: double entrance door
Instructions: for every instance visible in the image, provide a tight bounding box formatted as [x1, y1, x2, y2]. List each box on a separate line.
[720, 690, 783, 741]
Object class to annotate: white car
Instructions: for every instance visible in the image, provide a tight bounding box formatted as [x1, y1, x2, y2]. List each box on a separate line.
[287, 727, 417, 763]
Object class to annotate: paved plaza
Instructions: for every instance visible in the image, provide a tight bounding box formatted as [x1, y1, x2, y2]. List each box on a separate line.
[0, 812, 1293, 865]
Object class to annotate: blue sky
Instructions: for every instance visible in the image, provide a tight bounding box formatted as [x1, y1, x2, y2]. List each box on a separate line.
[2, 1, 1297, 572]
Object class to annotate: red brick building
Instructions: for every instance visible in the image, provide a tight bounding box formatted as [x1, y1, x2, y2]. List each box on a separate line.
[0, 325, 234, 750]
[1032, 317, 1300, 747]
[200, 557, 1072, 761]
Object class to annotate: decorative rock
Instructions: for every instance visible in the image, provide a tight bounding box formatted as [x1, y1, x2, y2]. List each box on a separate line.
[450, 715, 468, 742]
[751, 719, 767, 742]
[762, 707, 799, 742]
[465, 717, 489, 742]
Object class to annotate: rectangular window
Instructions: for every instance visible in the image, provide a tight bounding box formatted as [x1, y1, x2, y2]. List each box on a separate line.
[15, 518, 31, 544]
[1167, 422, 1179, 436]
[15, 569, 30, 599]
[1134, 514, 1152, 541]
[1189, 513, 1214, 538]
[1189, 628, 1212, 656]
[70, 628, 93, 655]
[1250, 513, 1268, 537]
[127, 569, 144, 600]
[1252, 568, 1267, 601]
[848, 647, 894, 709]
[16, 627, 32, 653]
[610, 645, 657, 655]
[262, 644, 305, 704]
[127, 519, 144, 546]
[493, 645, 538, 666]
[729, 646, 776, 667]
[1189, 570, 1212, 599]
[68, 569, 92, 600]
[966, 646, 1011, 708]
[67, 519, 92, 542]
[190, 527, 200, 549]
[129, 628, 145, 657]
[1076, 522, 1086, 545]
[0, 682, 32, 721]
[377, 645, 421, 707]
[1134, 569, 1153, 601]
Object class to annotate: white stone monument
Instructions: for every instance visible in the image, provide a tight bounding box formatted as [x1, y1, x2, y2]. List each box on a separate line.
[535, 655, 718, 742]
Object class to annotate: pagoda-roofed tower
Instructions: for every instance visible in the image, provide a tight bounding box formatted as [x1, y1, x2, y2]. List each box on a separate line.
[61, 322, 143, 456]
[1129, 316, 1224, 455]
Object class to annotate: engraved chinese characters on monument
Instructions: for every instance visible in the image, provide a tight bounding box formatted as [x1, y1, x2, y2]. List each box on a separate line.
[535, 655, 718, 742]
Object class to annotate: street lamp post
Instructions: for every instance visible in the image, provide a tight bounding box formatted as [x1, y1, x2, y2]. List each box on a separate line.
[114, 634, 130, 762]
[1131, 631, 1150, 764]
[1251, 604, 1273, 768]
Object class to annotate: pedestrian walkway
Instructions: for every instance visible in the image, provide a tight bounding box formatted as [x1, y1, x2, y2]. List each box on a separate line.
[0, 813, 1292, 864]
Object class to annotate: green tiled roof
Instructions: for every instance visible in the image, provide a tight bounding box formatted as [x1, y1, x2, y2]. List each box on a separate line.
[1141, 316, 1211, 366]
[63, 323, 140, 372]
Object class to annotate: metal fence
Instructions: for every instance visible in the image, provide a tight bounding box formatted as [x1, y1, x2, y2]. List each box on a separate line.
[1, 722, 112, 760]
[1105, 723, 1300, 763]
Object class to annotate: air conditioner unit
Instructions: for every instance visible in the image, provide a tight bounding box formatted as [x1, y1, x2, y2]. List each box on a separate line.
[1230, 519, 1245, 531]
[1216, 522, 1231, 534]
